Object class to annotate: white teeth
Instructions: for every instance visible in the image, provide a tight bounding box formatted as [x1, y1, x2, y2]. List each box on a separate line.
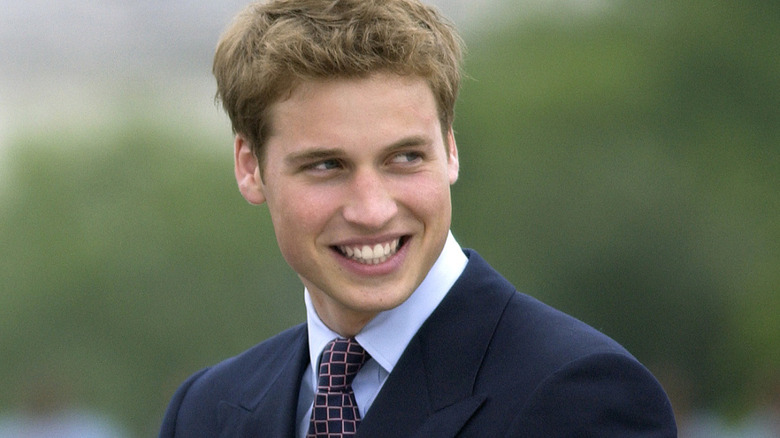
[338, 238, 401, 264]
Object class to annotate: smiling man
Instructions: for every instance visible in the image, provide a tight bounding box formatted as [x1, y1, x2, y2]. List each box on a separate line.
[159, 1, 677, 437]
[236, 74, 459, 338]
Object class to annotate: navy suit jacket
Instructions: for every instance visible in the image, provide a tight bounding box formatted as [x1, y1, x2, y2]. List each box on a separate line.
[160, 250, 677, 437]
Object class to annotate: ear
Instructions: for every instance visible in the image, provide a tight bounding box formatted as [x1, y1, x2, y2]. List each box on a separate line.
[234, 135, 266, 205]
[446, 128, 459, 185]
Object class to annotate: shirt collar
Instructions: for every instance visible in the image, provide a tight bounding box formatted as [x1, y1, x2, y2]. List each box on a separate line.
[305, 231, 467, 375]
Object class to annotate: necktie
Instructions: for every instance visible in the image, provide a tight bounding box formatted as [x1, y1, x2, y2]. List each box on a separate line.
[307, 337, 370, 438]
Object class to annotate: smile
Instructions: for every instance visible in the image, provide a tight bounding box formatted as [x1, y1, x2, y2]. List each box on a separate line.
[336, 238, 404, 265]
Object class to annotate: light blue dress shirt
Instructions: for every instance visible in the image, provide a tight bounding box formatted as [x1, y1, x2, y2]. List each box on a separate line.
[296, 231, 468, 437]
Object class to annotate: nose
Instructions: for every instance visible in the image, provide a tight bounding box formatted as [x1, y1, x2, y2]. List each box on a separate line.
[342, 169, 398, 229]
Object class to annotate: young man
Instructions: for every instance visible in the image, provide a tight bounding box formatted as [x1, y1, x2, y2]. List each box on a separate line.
[159, 0, 677, 436]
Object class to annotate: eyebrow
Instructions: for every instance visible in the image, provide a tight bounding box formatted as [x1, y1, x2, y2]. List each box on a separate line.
[284, 135, 432, 167]
[386, 135, 431, 151]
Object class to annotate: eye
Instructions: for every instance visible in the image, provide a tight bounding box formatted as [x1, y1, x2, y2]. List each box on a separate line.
[308, 159, 342, 171]
[390, 151, 423, 164]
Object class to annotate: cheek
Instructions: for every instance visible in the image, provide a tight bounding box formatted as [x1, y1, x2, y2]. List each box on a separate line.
[269, 191, 340, 281]
[269, 207, 319, 272]
[267, 188, 334, 244]
[401, 177, 452, 221]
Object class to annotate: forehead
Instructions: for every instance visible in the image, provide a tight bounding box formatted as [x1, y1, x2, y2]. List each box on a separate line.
[266, 73, 440, 146]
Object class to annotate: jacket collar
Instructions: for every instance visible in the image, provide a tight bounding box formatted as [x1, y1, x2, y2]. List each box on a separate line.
[216, 250, 515, 438]
[357, 250, 515, 437]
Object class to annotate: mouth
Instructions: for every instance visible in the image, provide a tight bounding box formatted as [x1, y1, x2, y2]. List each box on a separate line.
[335, 237, 407, 265]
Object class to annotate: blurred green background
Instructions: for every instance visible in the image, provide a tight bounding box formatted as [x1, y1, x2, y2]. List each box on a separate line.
[1, 1, 777, 436]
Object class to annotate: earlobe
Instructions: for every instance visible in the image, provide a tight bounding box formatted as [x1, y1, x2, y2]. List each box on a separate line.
[234, 135, 267, 205]
[446, 129, 459, 184]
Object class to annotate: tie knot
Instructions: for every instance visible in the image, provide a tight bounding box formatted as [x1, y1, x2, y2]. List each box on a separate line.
[317, 338, 370, 392]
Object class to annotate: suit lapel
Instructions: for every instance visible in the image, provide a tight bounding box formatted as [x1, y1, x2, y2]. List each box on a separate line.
[218, 325, 310, 438]
[358, 250, 514, 438]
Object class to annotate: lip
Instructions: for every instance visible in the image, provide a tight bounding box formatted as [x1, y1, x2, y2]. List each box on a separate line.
[332, 233, 406, 247]
[331, 235, 410, 275]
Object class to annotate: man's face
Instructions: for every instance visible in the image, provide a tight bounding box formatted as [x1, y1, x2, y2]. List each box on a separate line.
[234, 73, 459, 336]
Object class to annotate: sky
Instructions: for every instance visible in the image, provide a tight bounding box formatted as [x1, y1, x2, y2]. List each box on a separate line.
[0, 0, 510, 160]
[0, 0, 603, 166]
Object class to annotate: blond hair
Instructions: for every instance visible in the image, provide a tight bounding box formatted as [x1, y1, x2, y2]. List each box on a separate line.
[213, 0, 464, 163]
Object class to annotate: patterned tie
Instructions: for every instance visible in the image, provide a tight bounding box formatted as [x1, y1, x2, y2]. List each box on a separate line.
[307, 337, 371, 438]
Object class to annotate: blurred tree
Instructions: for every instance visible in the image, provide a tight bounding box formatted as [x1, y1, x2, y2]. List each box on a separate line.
[0, 120, 303, 435]
[453, 0, 778, 417]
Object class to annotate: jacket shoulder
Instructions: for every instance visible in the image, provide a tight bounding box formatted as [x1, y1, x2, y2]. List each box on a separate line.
[457, 251, 676, 436]
[461, 249, 632, 367]
[158, 323, 307, 437]
[188, 323, 306, 399]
